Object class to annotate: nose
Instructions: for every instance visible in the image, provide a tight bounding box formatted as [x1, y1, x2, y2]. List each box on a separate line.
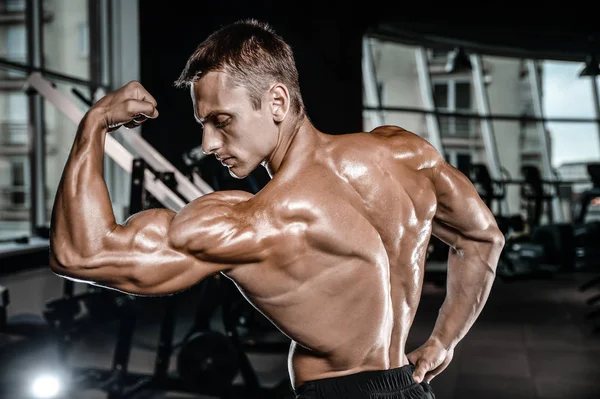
[201, 127, 222, 156]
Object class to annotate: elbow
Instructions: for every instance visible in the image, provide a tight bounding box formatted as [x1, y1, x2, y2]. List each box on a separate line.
[487, 229, 505, 275]
[491, 229, 505, 250]
[49, 237, 84, 273]
[49, 250, 79, 276]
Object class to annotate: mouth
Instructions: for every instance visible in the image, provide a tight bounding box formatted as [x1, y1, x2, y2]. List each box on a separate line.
[219, 157, 234, 166]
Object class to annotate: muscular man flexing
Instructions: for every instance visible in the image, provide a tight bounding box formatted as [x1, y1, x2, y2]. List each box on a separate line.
[49, 19, 505, 399]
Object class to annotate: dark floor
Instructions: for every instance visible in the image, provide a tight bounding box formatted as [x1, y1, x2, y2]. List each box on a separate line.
[1, 267, 600, 398]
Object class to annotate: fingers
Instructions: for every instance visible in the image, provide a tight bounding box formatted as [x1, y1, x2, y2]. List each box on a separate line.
[412, 358, 429, 384]
[124, 99, 159, 120]
[123, 115, 147, 129]
[422, 350, 453, 383]
[407, 351, 419, 367]
[126, 80, 158, 108]
[94, 81, 160, 131]
[423, 368, 441, 383]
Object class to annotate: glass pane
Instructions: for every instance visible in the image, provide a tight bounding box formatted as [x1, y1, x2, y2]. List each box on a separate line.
[5, 25, 26, 61]
[482, 55, 524, 117]
[0, 70, 30, 240]
[542, 60, 596, 119]
[369, 39, 419, 110]
[0, 10, 27, 64]
[490, 121, 524, 219]
[456, 153, 472, 175]
[6, 0, 26, 12]
[438, 114, 474, 138]
[549, 122, 600, 170]
[2, 23, 27, 80]
[550, 122, 600, 223]
[455, 82, 471, 109]
[433, 83, 448, 108]
[43, 80, 91, 223]
[43, 0, 90, 80]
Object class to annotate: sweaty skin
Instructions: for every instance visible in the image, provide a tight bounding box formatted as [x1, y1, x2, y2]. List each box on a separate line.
[50, 79, 504, 389]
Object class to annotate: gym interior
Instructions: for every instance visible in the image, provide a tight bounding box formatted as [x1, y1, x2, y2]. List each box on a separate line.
[1, 2, 600, 398]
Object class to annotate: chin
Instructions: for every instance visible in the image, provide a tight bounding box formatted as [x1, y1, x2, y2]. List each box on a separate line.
[228, 169, 246, 179]
[227, 166, 250, 179]
[227, 161, 260, 180]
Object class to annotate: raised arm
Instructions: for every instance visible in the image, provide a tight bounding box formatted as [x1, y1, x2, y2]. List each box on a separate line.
[49, 81, 267, 296]
[50, 191, 264, 296]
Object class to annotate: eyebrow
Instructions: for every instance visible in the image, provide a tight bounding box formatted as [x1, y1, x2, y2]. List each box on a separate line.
[195, 110, 231, 124]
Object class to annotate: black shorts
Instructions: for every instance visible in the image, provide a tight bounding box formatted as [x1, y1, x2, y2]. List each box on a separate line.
[294, 364, 436, 399]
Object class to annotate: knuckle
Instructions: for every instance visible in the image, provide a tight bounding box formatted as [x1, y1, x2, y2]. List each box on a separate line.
[124, 99, 137, 113]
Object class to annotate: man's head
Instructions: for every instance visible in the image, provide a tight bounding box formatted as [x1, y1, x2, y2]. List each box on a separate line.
[174, 19, 305, 179]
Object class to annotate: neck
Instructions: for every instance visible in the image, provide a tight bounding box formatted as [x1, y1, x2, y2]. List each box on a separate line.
[263, 114, 315, 177]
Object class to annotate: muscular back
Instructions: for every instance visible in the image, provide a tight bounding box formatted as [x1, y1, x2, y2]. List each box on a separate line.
[225, 126, 441, 386]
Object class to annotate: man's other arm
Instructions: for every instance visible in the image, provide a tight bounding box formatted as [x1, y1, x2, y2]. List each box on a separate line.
[429, 158, 505, 350]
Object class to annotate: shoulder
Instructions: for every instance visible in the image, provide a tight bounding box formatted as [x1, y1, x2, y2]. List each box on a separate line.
[371, 126, 441, 163]
[168, 190, 256, 251]
[324, 126, 442, 178]
[174, 190, 253, 222]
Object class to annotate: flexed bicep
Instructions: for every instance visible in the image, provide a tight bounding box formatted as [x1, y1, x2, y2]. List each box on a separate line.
[49, 191, 265, 296]
[50, 207, 222, 296]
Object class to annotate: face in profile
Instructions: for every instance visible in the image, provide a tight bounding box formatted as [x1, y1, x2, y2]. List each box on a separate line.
[191, 71, 279, 179]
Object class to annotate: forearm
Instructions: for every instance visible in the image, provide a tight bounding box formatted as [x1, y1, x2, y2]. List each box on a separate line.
[50, 110, 116, 266]
[429, 238, 503, 350]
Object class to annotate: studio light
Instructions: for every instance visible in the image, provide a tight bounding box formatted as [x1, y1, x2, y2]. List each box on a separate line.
[445, 46, 472, 73]
[30, 374, 62, 399]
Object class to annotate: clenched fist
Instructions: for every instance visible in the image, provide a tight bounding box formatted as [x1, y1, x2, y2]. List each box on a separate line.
[89, 80, 159, 132]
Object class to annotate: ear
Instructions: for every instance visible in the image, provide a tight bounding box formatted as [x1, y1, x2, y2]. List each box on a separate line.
[268, 83, 290, 122]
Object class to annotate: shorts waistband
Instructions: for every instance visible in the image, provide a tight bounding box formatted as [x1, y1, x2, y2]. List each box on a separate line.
[294, 364, 417, 396]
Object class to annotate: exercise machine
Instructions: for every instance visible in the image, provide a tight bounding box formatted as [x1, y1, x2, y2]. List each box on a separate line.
[468, 163, 526, 235]
[572, 163, 600, 272]
[575, 163, 600, 333]
[487, 164, 575, 280]
[520, 164, 560, 228]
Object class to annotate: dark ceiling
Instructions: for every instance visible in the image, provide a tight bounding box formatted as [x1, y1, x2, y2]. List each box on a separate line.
[137, 1, 599, 63]
[366, 16, 600, 62]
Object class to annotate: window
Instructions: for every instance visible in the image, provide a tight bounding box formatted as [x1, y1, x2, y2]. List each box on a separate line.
[433, 84, 448, 108]
[6, 92, 28, 144]
[77, 23, 89, 58]
[433, 79, 472, 137]
[10, 157, 28, 206]
[6, 25, 26, 62]
[5, 25, 26, 78]
[455, 82, 471, 109]
[6, 0, 25, 12]
[519, 75, 536, 126]
[445, 150, 473, 174]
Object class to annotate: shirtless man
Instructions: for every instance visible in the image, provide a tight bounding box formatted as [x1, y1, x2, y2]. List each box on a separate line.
[49, 19, 505, 399]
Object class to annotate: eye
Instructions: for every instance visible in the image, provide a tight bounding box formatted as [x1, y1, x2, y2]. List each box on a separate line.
[215, 117, 231, 129]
